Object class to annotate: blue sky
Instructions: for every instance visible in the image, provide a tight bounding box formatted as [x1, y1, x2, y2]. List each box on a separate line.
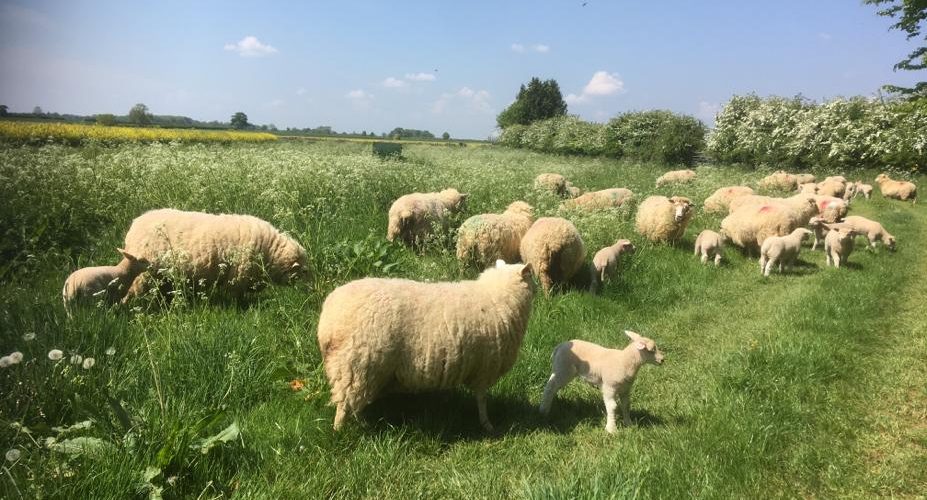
[1, 0, 923, 138]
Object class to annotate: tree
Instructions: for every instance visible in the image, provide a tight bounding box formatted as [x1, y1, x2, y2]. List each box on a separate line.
[96, 114, 116, 126]
[230, 112, 249, 129]
[866, 0, 927, 98]
[442, 131, 450, 140]
[496, 77, 568, 128]
[0, 104, 7, 116]
[33, 106, 43, 116]
[128, 103, 152, 125]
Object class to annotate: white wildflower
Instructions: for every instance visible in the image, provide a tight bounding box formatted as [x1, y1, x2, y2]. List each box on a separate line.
[22, 332, 36, 342]
[105, 347, 116, 356]
[5, 448, 21, 462]
[70, 354, 83, 365]
[48, 349, 64, 361]
[9, 352, 23, 364]
[0, 357, 11, 368]
[82, 358, 96, 369]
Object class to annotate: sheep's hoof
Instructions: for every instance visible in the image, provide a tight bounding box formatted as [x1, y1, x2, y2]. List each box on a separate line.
[605, 424, 617, 434]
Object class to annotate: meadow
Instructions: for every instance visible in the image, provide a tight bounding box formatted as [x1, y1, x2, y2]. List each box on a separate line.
[1, 140, 925, 498]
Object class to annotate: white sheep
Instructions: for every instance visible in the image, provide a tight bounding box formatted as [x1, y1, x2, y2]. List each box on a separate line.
[562, 188, 634, 210]
[722, 198, 814, 255]
[807, 216, 828, 251]
[120, 208, 308, 302]
[812, 195, 849, 223]
[655, 169, 696, 187]
[794, 173, 816, 185]
[634, 196, 695, 243]
[591, 239, 635, 288]
[539, 331, 664, 433]
[534, 173, 569, 197]
[565, 182, 583, 198]
[758, 171, 797, 191]
[519, 217, 587, 295]
[816, 178, 847, 198]
[874, 173, 917, 203]
[62, 249, 149, 316]
[759, 228, 813, 276]
[694, 230, 725, 266]
[456, 201, 534, 269]
[386, 188, 469, 246]
[703, 186, 754, 214]
[798, 182, 818, 195]
[317, 260, 535, 432]
[853, 181, 873, 200]
[840, 215, 896, 251]
[824, 225, 859, 268]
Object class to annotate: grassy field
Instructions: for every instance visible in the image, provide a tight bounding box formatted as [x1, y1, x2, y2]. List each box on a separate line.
[1, 141, 925, 498]
[0, 121, 278, 144]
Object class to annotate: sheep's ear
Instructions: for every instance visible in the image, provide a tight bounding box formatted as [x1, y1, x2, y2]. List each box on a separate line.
[520, 263, 533, 278]
[460, 192, 470, 199]
[117, 248, 136, 261]
[291, 262, 302, 270]
[635, 341, 647, 351]
[624, 330, 639, 340]
[495, 259, 506, 269]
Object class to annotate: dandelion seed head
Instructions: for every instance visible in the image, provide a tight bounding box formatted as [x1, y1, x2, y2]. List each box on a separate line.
[70, 354, 83, 365]
[5, 448, 21, 462]
[23, 332, 36, 342]
[105, 347, 116, 356]
[48, 349, 64, 361]
[9, 352, 23, 364]
[82, 357, 96, 369]
[0, 357, 11, 368]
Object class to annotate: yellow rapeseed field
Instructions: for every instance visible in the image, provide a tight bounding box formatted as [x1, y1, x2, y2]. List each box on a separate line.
[0, 120, 278, 143]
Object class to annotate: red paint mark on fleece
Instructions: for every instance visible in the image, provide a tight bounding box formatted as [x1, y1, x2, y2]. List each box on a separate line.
[817, 200, 829, 212]
[758, 205, 775, 213]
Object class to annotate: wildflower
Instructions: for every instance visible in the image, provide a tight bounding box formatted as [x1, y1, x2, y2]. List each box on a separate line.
[22, 332, 36, 342]
[48, 349, 64, 361]
[105, 347, 116, 356]
[0, 357, 11, 368]
[70, 354, 83, 365]
[289, 379, 305, 391]
[5, 449, 21, 462]
[9, 352, 23, 364]
[82, 358, 96, 369]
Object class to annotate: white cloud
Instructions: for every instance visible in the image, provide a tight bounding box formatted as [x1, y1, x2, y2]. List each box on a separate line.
[818, 32, 833, 41]
[567, 71, 626, 105]
[696, 100, 721, 125]
[296, 87, 307, 96]
[382, 77, 407, 88]
[432, 87, 492, 115]
[533, 44, 550, 53]
[224, 36, 278, 57]
[511, 43, 525, 53]
[345, 89, 372, 100]
[511, 43, 550, 54]
[267, 99, 284, 108]
[405, 72, 436, 82]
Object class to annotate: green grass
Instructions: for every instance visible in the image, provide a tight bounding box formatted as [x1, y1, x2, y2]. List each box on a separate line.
[1, 141, 925, 498]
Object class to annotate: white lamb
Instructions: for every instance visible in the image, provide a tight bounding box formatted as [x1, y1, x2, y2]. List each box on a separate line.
[456, 201, 534, 269]
[693, 230, 725, 266]
[62, 249, 149, 316]
[840, 215, 896, 251]
[634, 196, 695, 243]
[758, 228, 813, 276]
[386, 188, 469, 246]
[591, 239, 635, 289]
[539, 331, 665, 433]
[853, 181, 873, 200]
[655, 169, 696, 187]
[317, 260, 535, 432]
[807, 216, 828, 251]
[824, 225, 858, 268]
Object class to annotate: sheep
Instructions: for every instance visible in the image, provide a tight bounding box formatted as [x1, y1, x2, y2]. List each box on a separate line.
[728, 193, 818, 225]
[534, 173, 571, 197]
[816, 178, 847, 198]
[797, 182, 818, 195]
[591, 239, 635, 289]
[562, 188, 634, 210]
[842, 182, 857, 202]
[456, 201, 534, 269]
[539, 331, 664, 433]
[703, 186, 754, 214]
[807, 216, 828, 251]
[655, 169, 696, 187]
[721, 197, 816, 255]
[758, 228, 813, 276]
[386, 188, 469, 246]
[853, 181, 873, 200]
[519, 217, 587, 295]
[812, 195, 849, 223]
[565, 182, 583, 198]
[634, 196, 695, 244]
[758, 170, 798, 191]
[874, 173, 917, 203]
[317, 260, 535, 432]
[120, 208, 308, 302]
[694, 230, 725, 266]
[824, 225, 859, 268]
[62, 249, 149, 316]
[794, 173, 816, 185]
[839, 215, 896, 251]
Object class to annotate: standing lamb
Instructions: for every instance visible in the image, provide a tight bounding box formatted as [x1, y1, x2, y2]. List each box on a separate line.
[120, 208, 308, 302]
[807, 216, 828, 251]
[591, 239, 635, 290]
[655, 169, 696, 187]
[758, 228, 813, 277]
[840, 215, 896, 250]
[703, 186, 754, 214]
[824, 226, 859, 268]
[634, 196, 695, 244]
[758, 171, 798, 191]
[539, 331, 665, 433]
[853, 181, 873, 200]
[874, 173, 917, 203]
[317, 260, 535, 432]
[386, 188, 469, 246]
[62, 249, 149, 316]
[693, 230, 725, 266]
[519, 217, 587, 295]
[456, 201, 535, 269]
[812, 195, 849, 223]
[534, 173, 569, 197]
[563, 188, 634, 210]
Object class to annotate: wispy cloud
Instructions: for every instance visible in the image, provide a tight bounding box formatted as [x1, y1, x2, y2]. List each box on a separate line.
[511, 43, 550, 54]
[566, 71, 625, 104]
[432, 87, 492, 114]
[345, 89, 372, 100]
[405, 72, 436, 82]
[382, 77, 407, 88]
[224, 36, 278, 57]
[818, 32, 833, 41]
[533, 44, 550, 53]
[266, 98, 285, 108]
[296, 87, 307, 96]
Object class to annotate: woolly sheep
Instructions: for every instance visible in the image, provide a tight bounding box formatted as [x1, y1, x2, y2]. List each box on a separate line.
[798, 182, 818, 195]
[807, 216, 827, 251]
[694, 230, 725, 266]
[456, 201, 534, 269]
[853, 181, 873, 200]
[386, 188, 469, 246]
[874, 173, 917, 203]
[535, 173, 569, 197]
[812, 195, 849, 223]
[592, 239, 635, 288]
[758, 170, 798, 191]
[703, 186, 754, 214]
[824, 225, 859, 268]
[655, 169, 696, 187]
[728, 193, 818, 225]
[842, 182, 857, 202]
[840, 215, 896, 251]
[816, 178, 847, 198]
[519, 217, 587, 295]
[634, 196, 695, 243]
[758, 228, 813, 276]
[317, 260, 535, 432]
[721, 197, 816, 255]
[565, 182, 583, 198]
[62, 249, 148, 316]
[563, 188, 634, 210]
[794, 173, 816, 185]
[539, 331, 664, 433]
[121, 208, 308, 302]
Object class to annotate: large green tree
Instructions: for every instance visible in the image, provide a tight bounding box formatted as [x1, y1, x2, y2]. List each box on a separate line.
[230, 112, 250, 129]
[128, 103, 151, 125]
[866, 0, 927, 97]
[497, 77, 568, 128]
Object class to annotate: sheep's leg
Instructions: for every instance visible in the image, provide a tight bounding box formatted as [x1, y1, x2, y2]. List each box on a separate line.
[603, 386, 619, 433]
[333, 403, 348, 430]
[713, 252, 722, 267]
[763, 257, 776, 277]
[475, 389, 494, 432]
[758, 254, 767, 274]
[700, 252, 708, 265]
[832, 252, 841, 268]
[812, 236, 819, 251]
[619, 393, 632, 426]
[539, 371, 573, 415]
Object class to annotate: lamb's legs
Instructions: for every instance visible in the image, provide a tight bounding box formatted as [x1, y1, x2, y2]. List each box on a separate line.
[759, 255, 767, 274]
[619, 392, 632, 426]
[333, 403, 348, 430]
[713, 252, 722, 267]
[539, 371, 573, 415]
[475, 389, 494, 432]
[700, 252, 708, 265]
[603, 386, 619, 434]
[831, 251, 841, 268]
[763, 257, 776, 277]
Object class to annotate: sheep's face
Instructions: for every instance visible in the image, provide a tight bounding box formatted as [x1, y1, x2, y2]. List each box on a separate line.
[616, 239, 635, 255]
[442, 189, 469, 211]
[885, 235, 897, 251]
[494, 260, 536, 290]
[117, 248, 150, 275]
[506, 201, 534, 218]
[624, 330, 664, 366]
[875, 173, 888, 184]
[669, 197, 694, 222]
[795, 228, 813, 241]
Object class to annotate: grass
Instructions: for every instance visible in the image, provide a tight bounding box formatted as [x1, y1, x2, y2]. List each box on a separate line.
[1, 140, 925, 498]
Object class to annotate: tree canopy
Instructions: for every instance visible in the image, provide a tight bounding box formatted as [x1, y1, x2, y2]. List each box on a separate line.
[128, 103, 151, 125]
[230, 112, 250, 130]
[496, 77, 568, 128]
[866, 0, 927, 97]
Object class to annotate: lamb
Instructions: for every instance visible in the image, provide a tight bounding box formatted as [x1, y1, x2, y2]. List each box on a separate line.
[565, 182, 583, 198]
[824, 226, 859, 268]
[562, 188, 634, 210]
[534, 173, 569, 197]
[519, 217, 587, 295]
[853, 181, 873, 200]
[539, 331, 664, 433]
[721, 197, 816, 255]
[120, 208, 308, 302]
[794, 173, 816, 185]
[839, 215, 896, 251]
[591, 239, 635, 288]
[634, 196, 695, 243]
[842, 182, 857, 202]
[317, 260, 535, 432]
[655, 169, 696, 187]
[807, 216, 828, 251]
[758, 170, 798, 191]
[812, 195, 849, 223]
[386, 188, 469, 246]
[703, 186, 754, 214]
[456, 201, 534, 269]
[758, 228, 813, 276]
[693, 230, 725, 266]
[874, 173, 917, 203]
[62, 249, 149, 316]
[798, 182, 818, 195]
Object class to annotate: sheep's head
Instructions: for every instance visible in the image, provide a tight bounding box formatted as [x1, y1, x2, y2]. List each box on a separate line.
[614, 239, 635, 255]
[807, 216, 824, 229]
[885, 234, 897, 251]
[625, 330, 664, 365]
[505, 201, 534, 218]
[669, 196, 694, 222]
[493, 259, 535, 289]
[875, 173, 888, 184]
[441, 188, 469, 210]
[116, 248, 150, 275]
[792, 228, 814, 241]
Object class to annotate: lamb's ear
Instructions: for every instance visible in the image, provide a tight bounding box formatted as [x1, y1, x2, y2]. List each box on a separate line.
[636, 341, 647, 350]
[520, 263, 533, 278]
[291, 262, 302, 270]
[117, 248, 136, 261]
[495, 259, 506, 269]
[624, 330, 640, 340]
[460, 192, 470, 200]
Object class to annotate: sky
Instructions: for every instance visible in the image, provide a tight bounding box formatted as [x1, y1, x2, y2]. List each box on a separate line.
[1, 0, 924, 139]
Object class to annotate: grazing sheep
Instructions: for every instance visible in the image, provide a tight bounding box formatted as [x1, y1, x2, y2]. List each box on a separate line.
[634, 196, 695, 243]
[758, 171, 798, 191]
[703, 186, 755, 214]
[534, 173, 569, 197]
[853, 181, 873, 200]
[694, 230, 725, 266]
[807, 216, 828, 251]
[824, 226, 859, 268]
[728, 194, 818, 225]
[62, 249, 149, 316]
[721, 197, 815, 255]
[519, 217, 587, 295]
[539, 331, 664, 433]
[758, 228, 813, 276]
[317, 260, 535, 432]
[655, 169, 696, 187]
[565, 182, 583, 198]
[816, 178, 847, 198]
[812, 195, 849, 223]
[387, 188, 469, 246]
[121, 209, 308, 302]
[874, 173, 917, 203]
[840, 215, 896, 251]
[798, 182, 818, 195]
[456, 201, 534, 269]
[592, 239, 635, 288]
[794, 173, 816, 185]
[562, 188, 634, 210]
